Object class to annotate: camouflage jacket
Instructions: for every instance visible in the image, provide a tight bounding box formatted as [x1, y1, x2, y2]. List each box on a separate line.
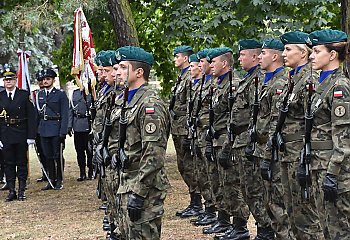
[211, 71, 240, 147]
[280, 63, 319, 162]
[311, 69, 350, 192]
[231, 66, 263, 149]
[197, 75, 214, 131]
[253, 67, 288, 159]
[187, 77, 202, 138]
[171, 67, 191, 136]
[116, 84, 171, 198]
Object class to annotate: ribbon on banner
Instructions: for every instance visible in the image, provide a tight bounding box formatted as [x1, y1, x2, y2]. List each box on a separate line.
[17, 49, 32, 92]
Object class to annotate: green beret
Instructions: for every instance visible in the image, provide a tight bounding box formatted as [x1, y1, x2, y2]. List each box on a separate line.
[115, 46, 154, 66]
[173, 45, 193, 55]
[95, 50, 106, 66]
[238, 39, 262, 51]
[206, 47, 233, 62]
[98, 50, 118, 67]
[197, 48, 210, 59]
[280, 31, 309, 45]
[306, 29, 348, 46]
[189, 54, 200, 63]
[262, 39, 284, 51]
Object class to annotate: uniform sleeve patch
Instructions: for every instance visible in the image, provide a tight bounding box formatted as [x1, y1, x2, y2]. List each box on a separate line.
[334, 105, 346, 117]
[334, 90, 343, 98]
[145, 107, 155, 114]
[145, 122, 157, 134]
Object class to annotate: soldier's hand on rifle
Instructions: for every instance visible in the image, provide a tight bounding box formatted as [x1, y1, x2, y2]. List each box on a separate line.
[68, 127, 73, 137]
[127, 193, 144, 222]
[260, 159, 272, 181]
[322, 174, 338, 203]
[26, 139, 35, 145]
[205, 142, 214, 162]
[181, 138, 191, 152]
[59, 135, 66, 144]
[218, 149, 232, 170]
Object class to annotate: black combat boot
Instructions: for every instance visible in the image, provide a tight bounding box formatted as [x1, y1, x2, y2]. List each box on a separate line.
[87, 167, 93, 180]
[18, 180, 27, 201]
[202, 210, 231, 234]
[103, 215, 111, 231]
[225, 217, 250, 240]
[255, 226, 275, 240]
[181, 192, 204, 218]
[77, 166, 87, 181]
[176, 192, 194, 217]
[5, 181, 17, 202]
[193, 206, 217, 226]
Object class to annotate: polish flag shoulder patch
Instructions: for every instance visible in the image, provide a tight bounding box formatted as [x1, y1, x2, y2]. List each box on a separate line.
[145, 107, 155, 114]
[334, 90, 343, 98]
[276, 89, 283, 95]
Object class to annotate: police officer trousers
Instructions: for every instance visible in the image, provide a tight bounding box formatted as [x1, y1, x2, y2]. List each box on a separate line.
[41, 136, 63, 182]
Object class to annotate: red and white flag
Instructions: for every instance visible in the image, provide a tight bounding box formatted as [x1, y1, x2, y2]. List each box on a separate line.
[71, 7, 96, 98]
[16, 49, 31, 92]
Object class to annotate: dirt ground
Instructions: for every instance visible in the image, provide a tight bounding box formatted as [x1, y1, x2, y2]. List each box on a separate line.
[0, 136, 257, 239]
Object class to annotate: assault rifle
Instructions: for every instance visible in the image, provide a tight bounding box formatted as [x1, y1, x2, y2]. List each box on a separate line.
[169, 74, 181, 120]
[118, 67, 130, 171]
[245, 76, 259, 160]
[205, 78, 216, 162]
[227, 69, 236, 143]
[299, 79, 313, 201]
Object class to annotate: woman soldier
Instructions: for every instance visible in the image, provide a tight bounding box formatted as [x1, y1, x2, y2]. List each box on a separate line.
[306, 29, 350, 239]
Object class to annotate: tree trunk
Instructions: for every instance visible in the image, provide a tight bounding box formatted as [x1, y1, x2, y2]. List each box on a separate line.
[341, 0, 350, 77]
[107, 0, 139, 47]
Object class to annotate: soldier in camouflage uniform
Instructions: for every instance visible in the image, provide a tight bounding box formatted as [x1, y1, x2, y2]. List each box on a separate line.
[191, 48, 218, 226]
[203, 48, 251, 238]
[170, 46, 201, 217]
[253, 40, 293, 239]
[180, 53, 204, 218]
[92, 50, 117, 233]
[114, 46, 170, 240]
[231, 39, 275, 240]
[278, 31, 325, 240]
[305, 29, 350, 240]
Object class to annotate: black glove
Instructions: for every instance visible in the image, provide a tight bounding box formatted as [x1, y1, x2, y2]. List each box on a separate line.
[260, 159, 272, 181]
[67, 128, 73, 137]
[94, 144, 104, 165]
[59, 135, 66, 144]
[322, 174, 338, 203]
[205, 142, 214, 162]
[111, 154, 120, 170]
[127, 193, 144, 222]
[218, 149, 232, 170]
[181, 138, 191, 152]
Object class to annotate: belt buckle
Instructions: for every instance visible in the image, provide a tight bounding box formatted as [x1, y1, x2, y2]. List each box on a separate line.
[44, 115, 48, 121]
[9, 119, 16, 124]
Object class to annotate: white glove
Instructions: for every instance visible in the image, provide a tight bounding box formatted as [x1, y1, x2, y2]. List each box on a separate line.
[0, 141, 3, 149]
[27, 139, 36, 145]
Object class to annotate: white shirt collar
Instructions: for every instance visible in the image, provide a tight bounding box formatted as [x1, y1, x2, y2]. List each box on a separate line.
[6, 88, 16, 99]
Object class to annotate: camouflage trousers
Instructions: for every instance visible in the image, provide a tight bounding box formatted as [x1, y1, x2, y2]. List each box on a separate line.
[104, 166, 120, 227]
[117, 189, 167, 240]
[263, 158, 296, 240]
[214, 146, 250, 220]
[311, 170, 330, 239]
[172, 134, 198, 193]
[281, 141, 325, 240]
[197, 128, 215, 209]
[236, 148, 271, 228]
[325, 191, 350, 240]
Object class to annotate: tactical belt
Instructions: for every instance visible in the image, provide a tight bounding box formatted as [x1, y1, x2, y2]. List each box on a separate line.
[74, 113, 89, 118]
[311, 140, 333, 150]
[2, 118, 27, 125]
[40, 115, 61, 121]
[284, 132, 304, 143]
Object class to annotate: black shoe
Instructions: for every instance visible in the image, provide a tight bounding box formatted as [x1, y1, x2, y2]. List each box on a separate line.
[193, 212, 217, 226]
[1, 183, 9, 191]
[176, 205, 193, 216]
[190, 212, 205, 223]
[202, 220, 231, 234]
[226, 218, 250, 240]
[108, 232, 120, 240]
[5, 191, 17, 202]
[41, 183, 54, 191]
[103, 222, 111, 231]
[213, 225, 234, 240]
[36, 176, 48, 182]
[55, 181, 63, 190]
[77, 175, 87, 181]
[99, 203, 107, 210]
[181, 206, 204, 218]
[18, 191, 26, 201]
